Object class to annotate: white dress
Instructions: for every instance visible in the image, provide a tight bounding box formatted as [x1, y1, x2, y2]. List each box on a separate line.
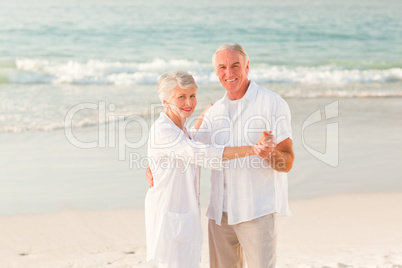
[145, 112, 224, 268]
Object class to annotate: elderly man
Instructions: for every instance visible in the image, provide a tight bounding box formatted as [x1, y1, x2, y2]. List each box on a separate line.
[147, 43, 294, 268]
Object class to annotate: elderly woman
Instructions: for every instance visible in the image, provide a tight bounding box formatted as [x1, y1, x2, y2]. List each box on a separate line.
[145, 71, 262, 268]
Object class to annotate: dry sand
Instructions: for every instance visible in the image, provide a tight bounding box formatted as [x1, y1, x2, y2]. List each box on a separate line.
[1, 192, 401, 268]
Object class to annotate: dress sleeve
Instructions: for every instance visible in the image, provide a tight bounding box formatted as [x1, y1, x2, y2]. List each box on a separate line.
[152, 126, 224, 170]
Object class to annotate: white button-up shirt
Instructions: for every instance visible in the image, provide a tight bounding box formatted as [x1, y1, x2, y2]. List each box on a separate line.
[145, 112, 224, 267]
[194, 81, 292, 225]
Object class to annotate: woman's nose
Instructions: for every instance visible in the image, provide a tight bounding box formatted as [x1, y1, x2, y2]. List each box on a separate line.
[185, 97, 191, 106]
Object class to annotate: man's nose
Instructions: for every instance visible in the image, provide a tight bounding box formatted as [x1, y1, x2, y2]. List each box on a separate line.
[226, 67, 233, 77]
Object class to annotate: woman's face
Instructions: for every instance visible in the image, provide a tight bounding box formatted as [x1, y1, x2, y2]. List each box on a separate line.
[166, 87, 197, 119]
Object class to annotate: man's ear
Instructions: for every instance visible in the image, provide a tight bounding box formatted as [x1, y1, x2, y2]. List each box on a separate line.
[246, 60, 250, 74]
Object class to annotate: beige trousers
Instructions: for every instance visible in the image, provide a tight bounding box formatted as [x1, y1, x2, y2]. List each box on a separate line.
[208, 212, 277, 268]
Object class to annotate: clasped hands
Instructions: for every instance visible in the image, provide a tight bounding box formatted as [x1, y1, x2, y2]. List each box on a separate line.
[254, 131, 277, 159]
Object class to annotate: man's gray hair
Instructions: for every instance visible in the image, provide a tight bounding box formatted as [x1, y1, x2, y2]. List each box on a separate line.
[157, 70, 198, 104]
[212, 43, 249, 68]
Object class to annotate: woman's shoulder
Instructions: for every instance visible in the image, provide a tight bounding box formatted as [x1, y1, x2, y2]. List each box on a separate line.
[152, 114, 180, 134]
[149, 114, 183, 145]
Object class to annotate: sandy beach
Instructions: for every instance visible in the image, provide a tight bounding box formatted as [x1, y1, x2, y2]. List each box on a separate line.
[1, 97, 402, 267]
[1, 193, 402, 268]
[2, 0, 402, 266]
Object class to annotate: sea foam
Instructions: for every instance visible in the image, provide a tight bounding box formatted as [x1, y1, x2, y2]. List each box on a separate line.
[9, 58, 402, 85]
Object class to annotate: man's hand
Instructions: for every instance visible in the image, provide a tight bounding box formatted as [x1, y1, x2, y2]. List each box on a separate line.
[254, 131, 276, 158]
[146, 166, 154, 188]
[254, 131, 294, 173]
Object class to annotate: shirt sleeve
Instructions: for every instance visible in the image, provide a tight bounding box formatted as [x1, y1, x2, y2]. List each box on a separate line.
[153, 126, 224, 170]
[272, 96, 292, 144]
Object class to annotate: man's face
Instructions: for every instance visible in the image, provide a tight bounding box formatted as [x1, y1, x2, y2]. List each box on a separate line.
[214, 49, 249, 97]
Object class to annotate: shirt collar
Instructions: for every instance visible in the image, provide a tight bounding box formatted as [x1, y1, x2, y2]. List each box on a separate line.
[159, 112, 188, 133]
[222, 80, 258, 103]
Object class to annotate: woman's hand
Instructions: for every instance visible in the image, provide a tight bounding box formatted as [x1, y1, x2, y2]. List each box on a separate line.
[201, 103, 213, 116]
[193, 103, 213, 130]
[254, 131, 277, 159]
[146, 166, 154, 188]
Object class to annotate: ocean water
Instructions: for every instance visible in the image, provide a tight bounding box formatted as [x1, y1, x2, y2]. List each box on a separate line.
[1, 0, 402, 214]
[1, 0, 402, 133]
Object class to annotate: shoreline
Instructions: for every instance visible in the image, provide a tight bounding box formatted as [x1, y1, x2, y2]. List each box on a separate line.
[1, 97, 402, 216]
[1, 192, 401, 268]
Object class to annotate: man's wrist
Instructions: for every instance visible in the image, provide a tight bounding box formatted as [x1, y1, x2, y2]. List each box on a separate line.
[264, 148, 277, 160]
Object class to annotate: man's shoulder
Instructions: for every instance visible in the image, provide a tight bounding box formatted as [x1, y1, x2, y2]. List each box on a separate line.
[252, 81, 286, 104]
[253, 81, 280, 98]
[213, 95, 227, 106]
[203, 97, 226, 118]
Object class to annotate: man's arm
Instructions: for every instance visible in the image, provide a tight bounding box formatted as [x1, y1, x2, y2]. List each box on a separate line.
[254, 131, 294, 173]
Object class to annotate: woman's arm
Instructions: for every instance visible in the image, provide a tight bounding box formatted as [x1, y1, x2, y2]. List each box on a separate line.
[222, 131, 275, 161]
[146, 131, 268, 188]
[146, 145, 256, 188]
[222, 146, 255, 161]
[193, 103, 213, 131]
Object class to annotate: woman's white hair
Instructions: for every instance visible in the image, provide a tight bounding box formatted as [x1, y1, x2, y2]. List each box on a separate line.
[212, 43, 249, 68]
[157, 70, 198, 104]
